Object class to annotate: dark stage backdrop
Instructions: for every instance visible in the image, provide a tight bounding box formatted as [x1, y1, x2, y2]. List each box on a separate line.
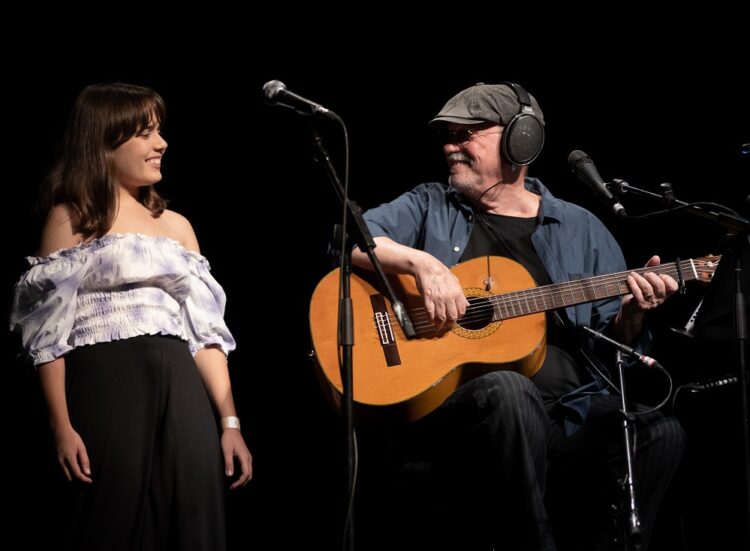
[3, 47, 748, 550]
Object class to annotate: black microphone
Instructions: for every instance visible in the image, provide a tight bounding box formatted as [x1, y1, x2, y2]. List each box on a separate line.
[688, 375, 738, 392]
[262, 80, 335, 119]
[568, 150, 627, 217]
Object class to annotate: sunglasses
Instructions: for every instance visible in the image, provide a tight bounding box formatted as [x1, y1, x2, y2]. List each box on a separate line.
[438, 126, 500, 145]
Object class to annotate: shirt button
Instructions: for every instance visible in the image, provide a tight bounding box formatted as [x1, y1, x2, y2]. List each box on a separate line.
[453, 246, 460, 252]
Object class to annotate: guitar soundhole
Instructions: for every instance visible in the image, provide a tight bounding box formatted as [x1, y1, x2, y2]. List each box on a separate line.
[459, 296, 494, 331]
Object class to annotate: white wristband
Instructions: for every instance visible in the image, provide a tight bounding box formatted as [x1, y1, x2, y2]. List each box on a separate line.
[221, 416, 241, 431]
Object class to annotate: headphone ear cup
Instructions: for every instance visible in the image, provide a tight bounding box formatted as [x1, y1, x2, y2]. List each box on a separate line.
[501, 113, 545, 166]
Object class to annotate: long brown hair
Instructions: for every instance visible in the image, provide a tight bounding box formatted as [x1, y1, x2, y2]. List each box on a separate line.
[39, 82, 168, 238]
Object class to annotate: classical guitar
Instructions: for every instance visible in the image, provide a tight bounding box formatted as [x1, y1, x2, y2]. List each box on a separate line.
[309, 255, 719, 423]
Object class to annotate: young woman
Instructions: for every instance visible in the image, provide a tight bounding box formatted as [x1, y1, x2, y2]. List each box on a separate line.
[10, 82, 251, 551]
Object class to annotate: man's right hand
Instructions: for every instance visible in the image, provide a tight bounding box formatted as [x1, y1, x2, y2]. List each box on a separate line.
[352, 236, 469, 329]
[413, 252, 469, 328]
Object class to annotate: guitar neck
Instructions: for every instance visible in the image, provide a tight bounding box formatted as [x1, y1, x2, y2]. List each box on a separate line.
[490, 259, 700, 321]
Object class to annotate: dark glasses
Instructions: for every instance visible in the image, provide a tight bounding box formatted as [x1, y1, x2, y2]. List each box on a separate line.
[438, 126, 500, 145]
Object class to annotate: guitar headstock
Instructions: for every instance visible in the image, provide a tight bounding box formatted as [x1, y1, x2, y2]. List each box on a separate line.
[693, 255, 721, 283]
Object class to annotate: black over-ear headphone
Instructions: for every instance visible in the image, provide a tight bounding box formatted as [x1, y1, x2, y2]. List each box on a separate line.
[500, 82, 545, 166]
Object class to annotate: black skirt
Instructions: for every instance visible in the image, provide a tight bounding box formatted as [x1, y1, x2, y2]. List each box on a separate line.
[64, 334, 226, 551]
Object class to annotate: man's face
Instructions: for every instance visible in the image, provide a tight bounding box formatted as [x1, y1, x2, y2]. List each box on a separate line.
[439, 123, 504, 197]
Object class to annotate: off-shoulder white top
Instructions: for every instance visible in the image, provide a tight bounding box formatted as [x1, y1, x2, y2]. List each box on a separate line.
[10, 233, 236, 365]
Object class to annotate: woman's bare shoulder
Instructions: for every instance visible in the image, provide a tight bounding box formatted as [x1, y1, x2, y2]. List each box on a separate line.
[38, 205, 81, 257]
[160, 209, 200, 253]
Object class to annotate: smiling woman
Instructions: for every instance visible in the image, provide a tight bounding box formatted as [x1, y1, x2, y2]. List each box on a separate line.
[110, 118, 168, 190]
[9, 82, 251, 551]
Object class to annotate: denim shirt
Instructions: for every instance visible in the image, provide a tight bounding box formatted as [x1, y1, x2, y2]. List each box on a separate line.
[363, 178, 651, 432]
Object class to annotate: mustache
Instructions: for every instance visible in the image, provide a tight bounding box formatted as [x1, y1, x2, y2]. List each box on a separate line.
[447, 151, 472, 165]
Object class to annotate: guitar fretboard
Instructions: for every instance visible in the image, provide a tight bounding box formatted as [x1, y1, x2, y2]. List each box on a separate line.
[490, 259, 702, 321]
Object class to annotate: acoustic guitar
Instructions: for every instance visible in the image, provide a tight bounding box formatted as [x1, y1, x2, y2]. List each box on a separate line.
[309, 255, 719, 423]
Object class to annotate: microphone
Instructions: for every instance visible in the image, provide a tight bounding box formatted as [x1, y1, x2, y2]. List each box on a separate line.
[567, 150, 627, 217]
[688, 375, 738, 391]
[581, 325, 665, 370]
[262, 80, 335, 119]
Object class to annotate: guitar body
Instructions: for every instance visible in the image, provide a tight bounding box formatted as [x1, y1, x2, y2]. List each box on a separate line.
[309, 256, 546, 423]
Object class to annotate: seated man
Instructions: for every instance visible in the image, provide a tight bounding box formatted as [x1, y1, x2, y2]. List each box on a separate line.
[352, 82, 685, 551]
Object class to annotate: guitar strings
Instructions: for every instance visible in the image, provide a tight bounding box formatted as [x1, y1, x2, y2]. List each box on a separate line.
[400, 260, 713, 332]
[381, 259, 717, 336]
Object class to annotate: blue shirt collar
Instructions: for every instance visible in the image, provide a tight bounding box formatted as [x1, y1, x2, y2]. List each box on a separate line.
[446, 177, 565, 224]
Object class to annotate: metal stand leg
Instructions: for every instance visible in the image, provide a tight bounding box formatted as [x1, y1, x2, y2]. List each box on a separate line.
[615, 350, 643, 551]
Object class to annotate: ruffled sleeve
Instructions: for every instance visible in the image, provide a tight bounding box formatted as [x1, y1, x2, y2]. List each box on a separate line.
[10, 250, 93, 365]
[181, 252, 236, 356]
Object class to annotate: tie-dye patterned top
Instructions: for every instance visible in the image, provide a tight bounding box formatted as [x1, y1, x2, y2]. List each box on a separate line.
[10, 233, 236, 366]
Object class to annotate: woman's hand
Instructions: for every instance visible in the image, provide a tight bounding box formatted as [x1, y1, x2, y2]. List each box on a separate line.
[221, 429, 253, 490]
[54, 426, 92, 483]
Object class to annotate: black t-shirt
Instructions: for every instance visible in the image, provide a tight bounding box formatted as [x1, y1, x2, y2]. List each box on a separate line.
[459, 211, 587, 405]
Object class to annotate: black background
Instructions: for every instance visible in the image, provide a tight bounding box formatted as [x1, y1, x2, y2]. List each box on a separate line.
[3, 29, 749, 550]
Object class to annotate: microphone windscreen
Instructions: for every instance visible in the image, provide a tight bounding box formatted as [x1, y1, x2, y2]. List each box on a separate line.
[567, 150, 589, 166]
[262, 80, 286, 102]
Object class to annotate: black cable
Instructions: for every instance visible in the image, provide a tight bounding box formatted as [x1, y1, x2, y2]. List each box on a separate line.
[622, 201, 740, 220]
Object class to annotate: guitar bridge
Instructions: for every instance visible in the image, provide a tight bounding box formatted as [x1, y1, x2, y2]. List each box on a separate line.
[370, 294, 402, 367]
[375, 311, 395, 345]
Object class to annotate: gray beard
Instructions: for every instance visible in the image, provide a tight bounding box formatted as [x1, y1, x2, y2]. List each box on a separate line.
[448, 173, 480, 198]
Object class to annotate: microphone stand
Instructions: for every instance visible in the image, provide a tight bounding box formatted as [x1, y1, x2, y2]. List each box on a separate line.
[608, 180, 750, 541]
[582, 326, 644, 551]
[608, 179, 749, 234]
[307, 119, 416, 551]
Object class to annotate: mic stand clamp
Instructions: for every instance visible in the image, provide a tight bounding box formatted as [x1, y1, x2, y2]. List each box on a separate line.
[658, 182, 677, 206]
[582, 326, 643, 550]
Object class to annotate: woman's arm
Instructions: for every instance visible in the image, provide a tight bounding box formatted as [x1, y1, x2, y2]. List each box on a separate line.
[38, 358, 91, 483]
[194, 347, 252, 489]
[34, 207, 91, 482]
[172, 211, 252, 488]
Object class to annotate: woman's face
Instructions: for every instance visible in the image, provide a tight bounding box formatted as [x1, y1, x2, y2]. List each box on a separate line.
[111, 120, 168, 191]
